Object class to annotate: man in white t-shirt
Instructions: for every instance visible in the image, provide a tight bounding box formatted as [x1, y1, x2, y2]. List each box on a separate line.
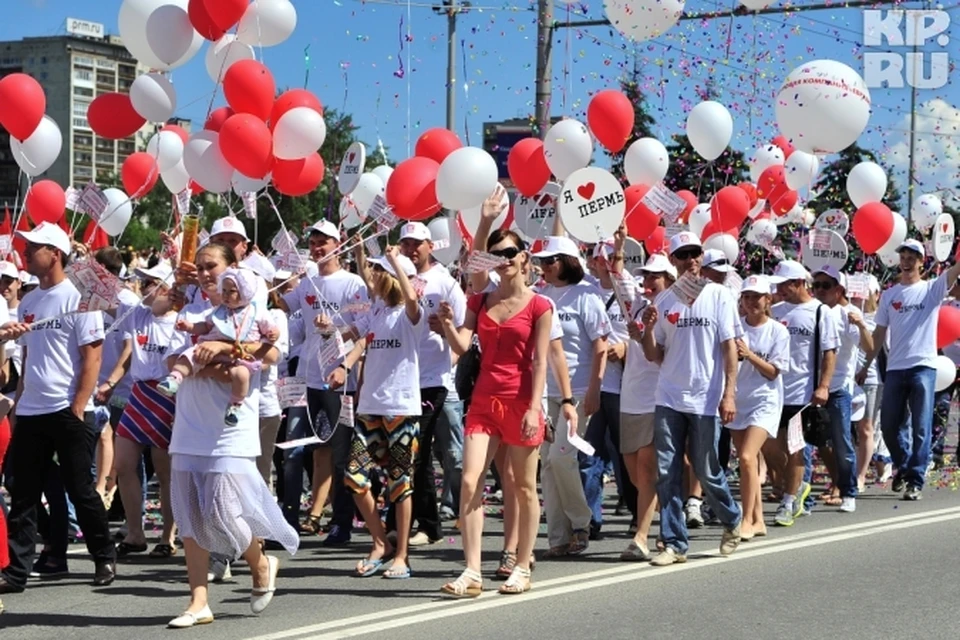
[861, 239, 960, 500]
[639, 232, 742, 566]
[0, 223, 116, 594]
[0, 261, 21, 397]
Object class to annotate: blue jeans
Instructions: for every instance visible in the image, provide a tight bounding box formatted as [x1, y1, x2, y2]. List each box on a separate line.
[880, 366, 936, 489]
[434, 397, 464, 515]
[578, 392, 636, 526]
[281, 406, 311, 528]
[654, 405, 741, 555]
[826, 389, 857, 498]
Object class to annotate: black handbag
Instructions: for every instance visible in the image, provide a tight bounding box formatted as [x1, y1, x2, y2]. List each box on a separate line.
[803, 303, 831, 448]
[455, 293, 488, 402]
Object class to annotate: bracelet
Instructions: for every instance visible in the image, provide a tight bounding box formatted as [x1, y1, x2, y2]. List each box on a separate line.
[561, 397, 576, 406]
[105, 380, 116, 388]
[339, 363, 349, 372]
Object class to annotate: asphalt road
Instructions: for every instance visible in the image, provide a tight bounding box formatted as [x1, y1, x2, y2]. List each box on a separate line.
[2, 467, 960, 640]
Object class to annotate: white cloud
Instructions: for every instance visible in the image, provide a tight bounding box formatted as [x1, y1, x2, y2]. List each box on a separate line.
[886, 98, 960, 204]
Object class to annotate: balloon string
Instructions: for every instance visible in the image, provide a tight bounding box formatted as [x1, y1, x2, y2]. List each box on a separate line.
[460, 38, 470, 146]
[304, 45, 312, 89]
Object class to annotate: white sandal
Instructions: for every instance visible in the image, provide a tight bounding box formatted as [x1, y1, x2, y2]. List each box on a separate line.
[251, 556, 280, 614]
[440, 568, 483, 598]
[167, 605, 214, 628]
[498, 566, 531, 595]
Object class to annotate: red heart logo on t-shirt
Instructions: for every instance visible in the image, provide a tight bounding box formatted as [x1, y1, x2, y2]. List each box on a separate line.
[537, 193, 553, 207]
[305, 294, 317, 306]
[577, 183, 596, 200]
[23, 314, 34, 323]
[137, 334, 148, 346]
[892, 301, 903, 311]
[667, 312, 680, 324]
[780, 320, 788, 327]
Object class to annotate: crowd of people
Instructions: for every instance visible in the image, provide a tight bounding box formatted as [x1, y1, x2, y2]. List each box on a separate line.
[0, 191, 956, 626]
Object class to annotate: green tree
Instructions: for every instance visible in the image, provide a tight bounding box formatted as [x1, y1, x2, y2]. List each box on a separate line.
[662, 134, 749, 201]
[808, 143, 902, 215]
[606, 56, 657, 183]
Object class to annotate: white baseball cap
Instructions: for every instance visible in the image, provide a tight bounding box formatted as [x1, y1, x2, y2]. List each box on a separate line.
[302, 261, 319, 279]
[19, 271, 39, 286]
[134, 261, 175, 284]
[897, 238, 925, 257]
[241, 253, 276, 282]
[368, 254, 416, 277]
[813, 265, 846, 290]
[668, 231, 702, 256]
[532, 235, 580, 259]
[0, 261, 18, 280]
[768, 259, 811, 284]
[399, 222, 431, 242]
[741, 274, 772, 295]
[306, 219, 339, 239]
[636, 254, 678, 279]
[16, 221, 72, 256]
[209, 216, 249, 241]
[703, 248, 735, 273]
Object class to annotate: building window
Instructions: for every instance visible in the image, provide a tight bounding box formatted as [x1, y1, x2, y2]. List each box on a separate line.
[41, 57, 47, 64]
[73, 101, 90, 118]
[117, 142, 135, 155]
[74, 151, 92, 164]
[74, 167, 93, 180]
[96, 73, 114, 86]
[96, 153, 114, 165]
[73, 133, 92, 147]
[74, 56, 94, 68]
[73, 117, 90, 130]
[73, 86, 93, 97]
[74, 69, 92, 82]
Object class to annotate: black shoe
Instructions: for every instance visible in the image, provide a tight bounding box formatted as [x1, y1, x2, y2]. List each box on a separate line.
[322, 524, 352, 547]
[614, 497, 626, 516]
[0, 576, 24, 594]
[903, 485, 922, 501]
[589, 521, 602, 541]
[30, 557, 69, 579]
[892, 474, 907, 493]
[93, 561, 116, 586]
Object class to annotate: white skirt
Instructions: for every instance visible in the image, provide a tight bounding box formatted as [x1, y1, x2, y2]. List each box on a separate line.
[727, 405, 778, 438]
[170, 454, 299, 558]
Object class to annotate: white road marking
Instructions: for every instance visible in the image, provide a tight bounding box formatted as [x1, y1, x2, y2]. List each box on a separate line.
[244, 506, 960, 640]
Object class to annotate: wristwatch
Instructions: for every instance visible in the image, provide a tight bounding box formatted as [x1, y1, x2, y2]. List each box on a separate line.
[561, 397, 576, 406]
[338, 363, 349, 373]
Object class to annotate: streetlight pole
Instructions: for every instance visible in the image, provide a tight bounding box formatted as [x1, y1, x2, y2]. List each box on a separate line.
[535, 0, 553, 139]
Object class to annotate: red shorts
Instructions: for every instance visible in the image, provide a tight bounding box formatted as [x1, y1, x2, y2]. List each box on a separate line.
[465, 396, 544, 447]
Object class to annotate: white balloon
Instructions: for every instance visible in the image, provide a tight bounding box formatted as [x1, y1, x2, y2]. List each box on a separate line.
[688, 203, 711, 238]
[161, 159, 190, 193]
[748, 199, 767, 220]
[339, 197, 363, 229]
[704, 232, 739, 263]
[912, 193, 943, 231]
[130, 73, 177, 123]
[205, 35, 255, 83]
[232, 171, 271, 196]
[604, 0, 684, 43]
[846, 161, 887, 208]
[427, 214, 463, 266]
[183, 131, 233, 193]
[349, 173, 385, 217]
[146, 130, 185, 173]
[877, 211, 907, 256]
[777, 203, 804, 226]
[460, 187, 510, 237]
[878, 245, 900, 268]
[543, 119, 593, 182]
[437, 147, 499, 211]
[273, 107, 326, 160]
[237, 0, 298, 47]
[784, 150, 820, 190]
[686, 101, 733, 161]
[747, 218, 778, 246]
[100, 188, 133, 237]
[118, 0, 201, 71]
[624, 138, 669, 186]
[10, 115, 61, 177]
[775, 60, 872, 154]
[371, 165, 394, 188]
[935, 355, 957, 392]
[749, 145, 785, 183]
[803, 208, 817, 227]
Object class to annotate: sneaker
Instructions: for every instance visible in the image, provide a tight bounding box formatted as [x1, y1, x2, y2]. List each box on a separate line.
[30, 557, 68, 579]
[701, 503, 717, 525]
[793, 482, 811, 518]
[322, 524, 352, 547]
[774, 504, 795, 527]
[408, 531, 439, 547]
[684, 498, 704, 529]
[892, 473, 907, 493]
[439, 506, 457, 522]
[649, 547, 687, 567]
[719, 524, 741, 556]
[224, 403, 241, 427]
[207, 558, 231, 583]
[903, 485, 922, 501]
[157, 377, 180, 397]
[839, 497, 856, 513]
[878, 463, 893, 484]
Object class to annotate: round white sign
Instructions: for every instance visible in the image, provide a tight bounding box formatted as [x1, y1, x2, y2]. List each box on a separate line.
[622, 237, 646, 273]
[558, 167, 626, 244]
[932, 212, 955, 262]
[337, 142, 366, 196]
[513, 182, 560, 240]
[814, 209, 850, 236]
[801, 228, 849, 273]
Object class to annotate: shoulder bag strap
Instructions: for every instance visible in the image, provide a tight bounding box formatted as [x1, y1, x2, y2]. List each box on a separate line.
[813, 303, 822, 391]
[605, 292, 617, 311]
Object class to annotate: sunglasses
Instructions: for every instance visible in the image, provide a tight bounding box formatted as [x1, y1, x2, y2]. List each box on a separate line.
[537, 255, 559, 266]
[489, 247, 522, 260]
[812, 281, 835, 291]
[673, 248, 702, 261]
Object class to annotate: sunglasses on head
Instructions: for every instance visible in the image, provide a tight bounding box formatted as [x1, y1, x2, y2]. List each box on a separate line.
[489, 246, 522, 260]
[673, 248, 702, 261]
[812, 281, 835, 291]
[537, 255, 559, 266]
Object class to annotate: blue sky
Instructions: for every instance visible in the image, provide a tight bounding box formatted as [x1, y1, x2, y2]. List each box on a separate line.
[6, 0, 959, 202]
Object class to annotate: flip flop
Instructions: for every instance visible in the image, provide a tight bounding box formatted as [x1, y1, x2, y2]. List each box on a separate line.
[116, 541, 148, 556]
[356, 557, 386, 577]
[149, 543, 178, 558]
[382, 565, 412, 580]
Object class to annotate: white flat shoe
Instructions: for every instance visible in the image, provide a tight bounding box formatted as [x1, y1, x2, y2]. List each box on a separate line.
[250, 555, 279, 614]
[168, 605, 214, 628]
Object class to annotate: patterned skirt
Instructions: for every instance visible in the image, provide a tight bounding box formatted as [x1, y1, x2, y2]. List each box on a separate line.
[116, 380, 176, 449]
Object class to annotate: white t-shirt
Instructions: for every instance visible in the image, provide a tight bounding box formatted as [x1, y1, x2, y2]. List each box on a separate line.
[539, 281, 611, 396]
[116, 304, 189, 382]
[415, 263, 466, 389]
[857, 312, 882, 386]
[735, 319, 789, 419]
[99, 288, 141, 401]
[828, 303, 863, 393]
[6, 302, 21, 380]
[620, 291, 660, 415]
[653, 283, 740, 416]
[597, 279, 633, 395]
[772, 299, 840, 406]
[875, 273, 948, 371]
[283, 268, 369, 391]
[169, 300, 262, 458]
[17, 279, 105, 416]
[259, 309, 289, 417]
[355, 304, 426, 416]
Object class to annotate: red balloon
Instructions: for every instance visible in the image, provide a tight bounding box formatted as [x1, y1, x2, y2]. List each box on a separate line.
[586, 89, 634, 153]
[269, 90, 323, 130]
[204, 107, 235, 133]
[737, 182, 759, 208]
[700, 220, 720, 241]
[88, 93, 145, 140]
[386, 157, 441, 221]
[223, 60, 276, 121]
[25, 180, 65, 225]
[415, 128, 462, 164]
[756, 165, 786, 199]
[768, 185, 798, 216]
[162, 124, 189, 144]
[202, 0, 248, 31]
[0, 73, 46, 141]
[188, 0, 226, 40]
[676, 190, 698, 223]
[273, 153, 324, 197]
[938, 306, 960, 349]
[121, 152, 159, 198]
[643, 226, 668, 256]
[852, 202, 895, 254]
[188, 180, 205, 196]
[710, 186, 750, 232]
[771, 135, 795, 160]
[507, 138, 550, 197]
[82, 220, 110, 250]
[624, 185, 660, 241]
[219, 114, 274, 179]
